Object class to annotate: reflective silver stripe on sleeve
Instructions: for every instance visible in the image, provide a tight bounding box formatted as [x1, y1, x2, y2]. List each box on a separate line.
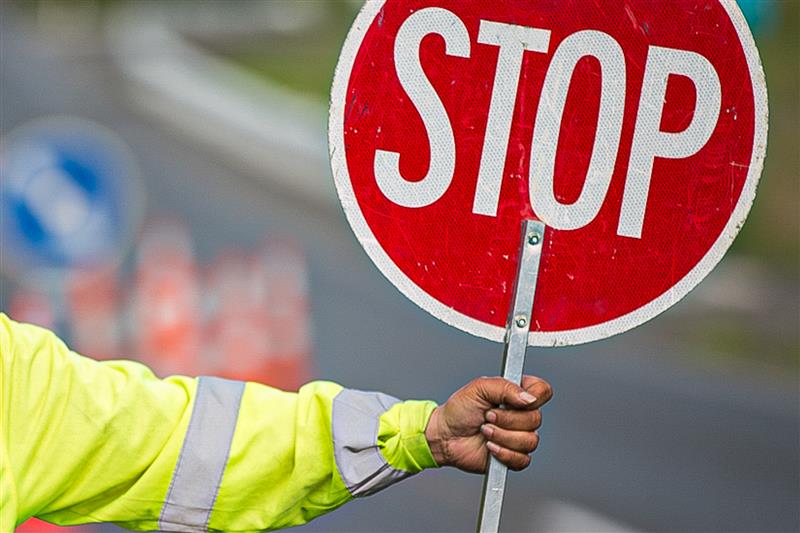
[332, 389, 414, 498]
[159, 377, 245, 532]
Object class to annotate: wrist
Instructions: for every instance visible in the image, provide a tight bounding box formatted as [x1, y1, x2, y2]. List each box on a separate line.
[424, 406, 449, 467]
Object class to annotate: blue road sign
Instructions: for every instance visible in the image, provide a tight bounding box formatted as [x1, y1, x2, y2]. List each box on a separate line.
[1, 117, 143, 279]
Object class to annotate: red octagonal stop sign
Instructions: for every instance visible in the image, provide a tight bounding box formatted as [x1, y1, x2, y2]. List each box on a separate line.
[329, 0, 767, 346]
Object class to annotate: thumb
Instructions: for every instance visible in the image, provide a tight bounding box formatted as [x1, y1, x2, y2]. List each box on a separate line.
[474, 377, 538, 409]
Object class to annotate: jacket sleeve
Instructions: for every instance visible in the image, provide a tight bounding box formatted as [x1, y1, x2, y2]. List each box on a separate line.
[0, 313, 438, 532]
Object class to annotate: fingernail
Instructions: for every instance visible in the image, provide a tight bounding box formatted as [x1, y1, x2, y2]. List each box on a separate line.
[487, 441, 501, 454]
[519, 391, 537, 404]
[481, 424, 494, 438]
[485, 410, 497, 423]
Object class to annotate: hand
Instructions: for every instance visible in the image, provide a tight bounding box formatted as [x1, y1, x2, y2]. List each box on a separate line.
[424, 375, 553, 473]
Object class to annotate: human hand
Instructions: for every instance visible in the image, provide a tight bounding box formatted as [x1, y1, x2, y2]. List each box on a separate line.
[424, 376, 553, 473]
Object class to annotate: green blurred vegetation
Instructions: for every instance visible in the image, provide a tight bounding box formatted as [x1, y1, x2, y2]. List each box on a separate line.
[731, 1, 799, 277]
[674, 310, 798, 376]
[211, 3, 359, 103]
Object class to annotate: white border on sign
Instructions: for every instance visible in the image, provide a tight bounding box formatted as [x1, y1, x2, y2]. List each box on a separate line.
[328, 0, 768, 347]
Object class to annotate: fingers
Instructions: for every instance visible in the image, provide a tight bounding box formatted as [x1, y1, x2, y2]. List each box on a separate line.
[482, 423, 539, 453]
[474, 377, 538, 409]
[474, 375, 553, 410]
[486, 441, 532, 471]
[520, 375, 554, 409]
[483, 425, 539, 471]
[485, 408, 541, 431]
[476, 375, 551, 473]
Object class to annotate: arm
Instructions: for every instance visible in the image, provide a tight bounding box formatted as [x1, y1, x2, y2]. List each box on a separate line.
[0, 313, 552, 532]
[0, 314, 435, 532]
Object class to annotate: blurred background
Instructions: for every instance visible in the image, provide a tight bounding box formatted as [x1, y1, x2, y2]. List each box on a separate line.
[0, 1, 797, 532]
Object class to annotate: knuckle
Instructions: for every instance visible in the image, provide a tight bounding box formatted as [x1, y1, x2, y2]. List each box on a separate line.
[471, 377, 486, 391]
[510, 454, 531, 471]
[503, 411, 520, 428]
[542, 381, 554, 400]
[478, 376, 500, 390]
[529, 433, 540, 451]
[517, 433, 537, 453]
[532, 410, 542, 428]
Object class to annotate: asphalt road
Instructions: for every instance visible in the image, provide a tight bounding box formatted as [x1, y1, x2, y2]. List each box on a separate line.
[1, 12, 798, 533]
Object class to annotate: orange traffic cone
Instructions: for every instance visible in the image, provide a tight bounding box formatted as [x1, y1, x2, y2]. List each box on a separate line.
[203, 251, 271, 381]
[131, 219, 201, 377]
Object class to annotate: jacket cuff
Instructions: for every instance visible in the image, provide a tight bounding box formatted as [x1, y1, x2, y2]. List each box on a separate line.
[377, 400, 439, 473]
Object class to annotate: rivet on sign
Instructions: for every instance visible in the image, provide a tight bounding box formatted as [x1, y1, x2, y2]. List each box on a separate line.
[515, 316, 528, 328]
[527, 232, 541, 246]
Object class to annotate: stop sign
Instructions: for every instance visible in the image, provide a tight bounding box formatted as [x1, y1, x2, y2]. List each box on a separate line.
[329, 0, 767, 346]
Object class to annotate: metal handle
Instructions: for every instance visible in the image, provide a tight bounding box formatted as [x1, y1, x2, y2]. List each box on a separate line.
[476, 219, 545, 533]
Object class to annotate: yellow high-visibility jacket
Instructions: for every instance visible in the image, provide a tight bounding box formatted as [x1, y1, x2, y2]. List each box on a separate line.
[0, 313, 439, 532]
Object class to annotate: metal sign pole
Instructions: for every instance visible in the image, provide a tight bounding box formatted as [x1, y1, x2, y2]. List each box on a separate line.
[476, 219, 545, 533]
